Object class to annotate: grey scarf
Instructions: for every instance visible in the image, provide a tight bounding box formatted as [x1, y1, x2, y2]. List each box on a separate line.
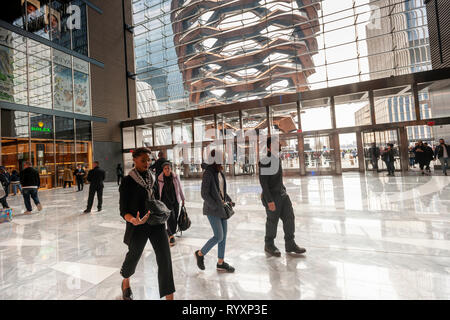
[128, 168, 155, 200]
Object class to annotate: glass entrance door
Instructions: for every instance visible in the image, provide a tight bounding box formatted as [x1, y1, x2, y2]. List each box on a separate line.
[304, 134, 335, 174]
[362, 130, 401, 172]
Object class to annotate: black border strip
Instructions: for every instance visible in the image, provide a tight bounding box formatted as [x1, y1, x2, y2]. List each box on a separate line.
[0, 101, 107, 123]
[80, 0, 103, 14]
[0, 20, 105, 69]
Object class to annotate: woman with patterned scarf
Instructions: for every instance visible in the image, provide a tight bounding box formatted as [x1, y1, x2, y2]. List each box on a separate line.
[119, 147, 175, 300]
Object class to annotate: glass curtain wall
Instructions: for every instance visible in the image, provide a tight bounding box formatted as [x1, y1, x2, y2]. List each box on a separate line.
[133, 0, 431, 116]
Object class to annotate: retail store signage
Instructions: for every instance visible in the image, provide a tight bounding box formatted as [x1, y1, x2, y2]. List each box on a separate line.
[31, 122, 52, 133]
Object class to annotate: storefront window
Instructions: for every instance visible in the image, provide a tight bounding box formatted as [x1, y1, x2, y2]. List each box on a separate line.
[335, 93, 371, 128]
[30, 112, 55, 189]
[75, 119, 92, 169]
[300, 98, 332, 132]
[1, 110, 30, 172]
[374, 86, 416, 124]
[136, 125, 153, 147]
[55, 116, 75, 187]
[154, 122, 172, 146]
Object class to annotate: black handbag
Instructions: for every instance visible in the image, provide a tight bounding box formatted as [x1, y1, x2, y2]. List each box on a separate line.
[145, 199, 171, 226]
[223, 202, 235, 219]
[177, 205, 191, 233]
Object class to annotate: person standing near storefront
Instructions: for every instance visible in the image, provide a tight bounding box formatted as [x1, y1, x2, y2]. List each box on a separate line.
[423, 143, 434, 174]
[119, 147, 175, 300]
[369, 143, 380, 172]
[10, 170, 22, 195]
[157, 161, 185, 247]
[259, 137, 306, 257]
[20, 161, 43, 215]
[413, 140, 428, 175]
[74, 164, 85, 192]
[83, 161, 105, 213]
[0, 167, 10, 209]
[194, 149, 235, 273]
[63, 166, 74, 188]
[434, 139, 450, 176]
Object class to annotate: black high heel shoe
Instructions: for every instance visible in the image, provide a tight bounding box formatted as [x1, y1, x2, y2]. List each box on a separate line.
[122, 280, 133, 300]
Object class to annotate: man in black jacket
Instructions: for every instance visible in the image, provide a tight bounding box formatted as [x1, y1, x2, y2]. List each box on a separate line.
[84, 161, 106, 213]
[434, 139, 450, 176]
[150, 151, 167, 178]
[20, 161, 42, 214]
[74, 164, 86, 192]
[258, 137, 306, 257]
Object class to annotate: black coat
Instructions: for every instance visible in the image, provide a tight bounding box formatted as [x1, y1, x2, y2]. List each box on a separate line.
[435, 144, 450, 159]
[74, 169, 86, 181]
[259, 154, 287, 203]
[20, 167, 40, 188]
[201, 165, 231, 219]
[87, 167, 105, 188]
[119, 175, 153, 245]
[150, 158, 166, 177]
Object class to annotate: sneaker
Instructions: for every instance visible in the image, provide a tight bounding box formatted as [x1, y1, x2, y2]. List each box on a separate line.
[264, 243, 281, 257]
[37, 203, 43, 211]
[24, 211, 32, 215]
[169, 236, 176, 247]
[286, 243, 306, 255]
[217, 261, 235, 273]
[83, 209, 91, 214]
[194, 250, 205, 270]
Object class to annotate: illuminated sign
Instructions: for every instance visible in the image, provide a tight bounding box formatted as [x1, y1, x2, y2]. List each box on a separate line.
[31, 121, 52, 133]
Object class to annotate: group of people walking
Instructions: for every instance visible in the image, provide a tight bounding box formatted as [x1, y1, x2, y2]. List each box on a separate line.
[119, 141, 306, 301]
[368, 138, 450, 176]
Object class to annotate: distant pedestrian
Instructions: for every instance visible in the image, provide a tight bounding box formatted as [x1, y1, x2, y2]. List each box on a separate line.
[84, 161, 106, 213]
[117, 163, 124, 186]
[434, 139, 450, 176]
[63, 166, 74, 188]
[413, 140, 428, 175]
[20, 161, 43, 215]
[74, 164, 86, 191]
[382, 144, 395, 176]
[157, 161, 185, 247]
[150, 151, 167, 178]
[423, 143, 434, 173]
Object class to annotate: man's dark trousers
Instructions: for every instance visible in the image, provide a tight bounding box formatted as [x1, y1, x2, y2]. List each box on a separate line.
[76, 177, 84, 191]
[87, 185, 103, 211]
[264, 194, 295, 245]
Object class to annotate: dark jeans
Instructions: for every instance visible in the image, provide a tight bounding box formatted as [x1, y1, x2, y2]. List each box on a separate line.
[120, 223, 175, 298]
[263, 194, 295, 247]
[385, 160, 395, 174]
[117, 175, 123, 186]
[371, 157, 378, 170]
[63, 181, 72, 188]
[76, 178, 84, 191]
[22, 188, 40, 212]
[86, 186, 103, 210]
[166, 202, 180, 237]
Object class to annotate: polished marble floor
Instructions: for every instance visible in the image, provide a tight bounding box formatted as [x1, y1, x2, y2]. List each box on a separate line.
[0, 172, 449, 300]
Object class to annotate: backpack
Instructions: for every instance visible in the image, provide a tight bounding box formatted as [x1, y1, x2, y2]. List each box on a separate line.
[177, 205, 191, 234]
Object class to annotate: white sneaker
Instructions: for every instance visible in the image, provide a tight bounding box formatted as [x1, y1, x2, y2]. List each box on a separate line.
[24, 211, 32, 215]
[37, 203, 43, 211]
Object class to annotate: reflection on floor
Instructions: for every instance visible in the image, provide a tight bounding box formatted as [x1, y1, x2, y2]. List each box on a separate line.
[0, 172, 449, 300]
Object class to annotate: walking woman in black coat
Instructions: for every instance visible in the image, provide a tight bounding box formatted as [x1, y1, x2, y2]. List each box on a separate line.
[119, 147, 175, 300]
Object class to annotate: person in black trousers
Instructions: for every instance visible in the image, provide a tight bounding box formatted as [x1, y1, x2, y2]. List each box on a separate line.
[74, 164, 85, 192]
[116, 163, 124, 186]
[83, 161, 105, 213]
[259, 137, 306, 257]
[119, 147, 175, 300]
